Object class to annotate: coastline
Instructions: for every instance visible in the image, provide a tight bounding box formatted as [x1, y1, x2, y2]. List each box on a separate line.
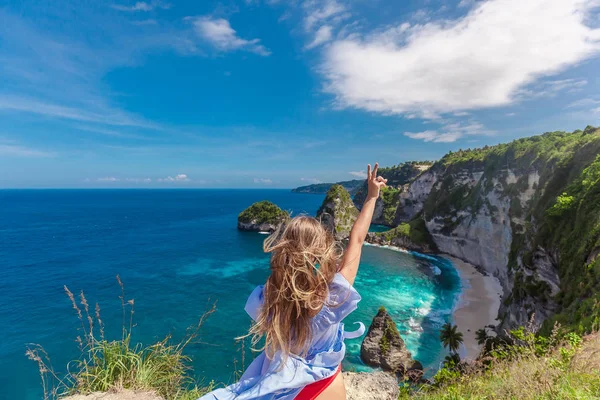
[443, 255, 503, 360]
[363, 242, 503, 360]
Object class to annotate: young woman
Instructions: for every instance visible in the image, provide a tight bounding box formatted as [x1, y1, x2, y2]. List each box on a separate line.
[200, 163, 387, 400]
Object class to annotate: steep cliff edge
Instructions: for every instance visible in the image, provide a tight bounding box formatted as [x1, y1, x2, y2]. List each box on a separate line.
[354, 161, 433, 226]
[394, 126, 600, 333]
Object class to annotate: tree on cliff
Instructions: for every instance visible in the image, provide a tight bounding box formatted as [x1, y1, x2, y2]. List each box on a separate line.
[476, 328, 490, 346]
[440, 323, 464, 354]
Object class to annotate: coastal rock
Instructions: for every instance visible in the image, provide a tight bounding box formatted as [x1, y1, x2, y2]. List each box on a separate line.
[317, 184, 359, 240]
[237, 200, 289, 232]
[62, 390, 163, 400]
[361, 307, 423, 374]
[365, 216, 436, 253]
[343, 371, 399, 400]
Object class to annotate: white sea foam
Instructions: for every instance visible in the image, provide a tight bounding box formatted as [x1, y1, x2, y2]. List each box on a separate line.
[408, 317, 424, 332]
[364, 242, 409, 253]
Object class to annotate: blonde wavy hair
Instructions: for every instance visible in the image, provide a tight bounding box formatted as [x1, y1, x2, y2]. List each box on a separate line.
[248, 215, 342, 361]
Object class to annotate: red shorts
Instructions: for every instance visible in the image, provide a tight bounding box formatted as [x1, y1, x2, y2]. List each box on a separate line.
[295, 365, 342, 400]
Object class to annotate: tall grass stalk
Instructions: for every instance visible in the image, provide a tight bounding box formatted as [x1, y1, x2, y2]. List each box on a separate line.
[27, 276, 216, 399]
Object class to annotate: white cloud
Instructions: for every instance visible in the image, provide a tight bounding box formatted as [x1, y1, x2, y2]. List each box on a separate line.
[254, 177, 273, 184]
[306, 25, 333, 49]
[322, 0, 600, 117]
[158, 173, 190, 182]
[348, 170, 367, 178]
[404, 131, 462, 143]
[98, 177, 119, 182]
[112, 1, 171, 12]
[300, 177, 323, 184]
[303, 0, 349, 32]
[0, 143, 55, 157]
[404, 120, 493, 143]
[125, 177, 152, 183]
[516, 78, 588, 99]
[190, 16, 271, 56]
[0, 95, 156, 128]
[567, 98, 600, 108]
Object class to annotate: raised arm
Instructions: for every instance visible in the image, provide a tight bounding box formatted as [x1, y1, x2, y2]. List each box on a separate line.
[339, 163, 387, 285]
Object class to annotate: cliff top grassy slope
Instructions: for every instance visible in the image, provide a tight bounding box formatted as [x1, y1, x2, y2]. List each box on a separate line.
[401, 330, 600, 400]
[237, 201, 289, 225]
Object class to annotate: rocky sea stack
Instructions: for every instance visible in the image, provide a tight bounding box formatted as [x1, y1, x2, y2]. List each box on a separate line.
[361, 306, 423, 376]
[316, 184, 359, 240]
[237, 200, 289, 232]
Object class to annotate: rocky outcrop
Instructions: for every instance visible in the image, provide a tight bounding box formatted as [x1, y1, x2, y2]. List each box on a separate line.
[343, 371, 399, 400]
[317, 184, 359, 240]
[237, 200, 289, 232]
[361, 307, 422, 375]
[394, 167, 439, 224]
[63, 391, 162, 400]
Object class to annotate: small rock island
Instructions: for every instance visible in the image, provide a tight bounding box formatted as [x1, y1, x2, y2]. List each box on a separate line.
[361, 306, 423, 377]
[237, 200, 289, 232]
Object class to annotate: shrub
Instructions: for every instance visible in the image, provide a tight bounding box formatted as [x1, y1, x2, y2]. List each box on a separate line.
[26, 276, 215, 400]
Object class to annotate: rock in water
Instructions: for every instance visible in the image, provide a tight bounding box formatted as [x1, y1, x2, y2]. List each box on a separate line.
[317, 184, 359, 240]
[237, 200, 289, 232]
[343, 371, 399, 400]
[361, 307, 423, 374]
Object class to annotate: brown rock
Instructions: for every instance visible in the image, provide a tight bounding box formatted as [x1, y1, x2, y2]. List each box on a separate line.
[361, 307, 423, 375]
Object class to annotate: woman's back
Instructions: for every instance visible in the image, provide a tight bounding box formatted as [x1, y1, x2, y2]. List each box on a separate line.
[199, 163, 387, 400]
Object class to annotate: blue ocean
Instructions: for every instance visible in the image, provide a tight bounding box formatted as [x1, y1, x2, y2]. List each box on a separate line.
[0, 189, 461, 400]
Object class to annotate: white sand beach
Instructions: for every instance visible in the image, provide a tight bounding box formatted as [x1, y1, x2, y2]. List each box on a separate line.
[443, 255, 504, 360]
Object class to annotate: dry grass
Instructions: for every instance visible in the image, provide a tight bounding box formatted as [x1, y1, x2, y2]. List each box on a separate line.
[26, 276, 216, 400]
[401, 331, 600, 400]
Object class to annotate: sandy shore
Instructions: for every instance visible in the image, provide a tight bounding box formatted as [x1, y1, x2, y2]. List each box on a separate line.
[443, 255, 503, 360]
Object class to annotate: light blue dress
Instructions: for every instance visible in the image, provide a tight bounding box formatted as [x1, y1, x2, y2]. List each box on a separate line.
[199, 272, 364, 400]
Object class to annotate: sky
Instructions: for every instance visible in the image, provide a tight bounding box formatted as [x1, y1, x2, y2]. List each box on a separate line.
[1, 0, 600, 188]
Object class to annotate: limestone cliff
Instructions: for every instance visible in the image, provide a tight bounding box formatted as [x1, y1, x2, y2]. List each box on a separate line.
[317, 184, 359, 240]
[354, 162, 433, 226]
[361, 307, 423, 375]
[392, 126, 600, 333]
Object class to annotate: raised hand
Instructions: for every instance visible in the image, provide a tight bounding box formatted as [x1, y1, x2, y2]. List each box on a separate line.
[366, 162, 387, 199]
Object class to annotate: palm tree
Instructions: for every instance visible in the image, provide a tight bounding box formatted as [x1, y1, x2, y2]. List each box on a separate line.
[475, 328, 489, 345]
[440, 323, 464, 354]
[444, 353, 461, 367]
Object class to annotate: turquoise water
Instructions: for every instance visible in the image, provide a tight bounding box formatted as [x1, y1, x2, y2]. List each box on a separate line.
[0, 190, 460, 400]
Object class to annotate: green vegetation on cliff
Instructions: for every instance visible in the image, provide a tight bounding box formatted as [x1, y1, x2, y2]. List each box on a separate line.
[380, 186, 401, 225]
[401, 329, 600, 400]
[291, 179, 363, 195]
[372, 215, 435, 251]
[237, 200, 289, 225]
[421, 126, 600, 333]
[354, 161, 433, 205]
